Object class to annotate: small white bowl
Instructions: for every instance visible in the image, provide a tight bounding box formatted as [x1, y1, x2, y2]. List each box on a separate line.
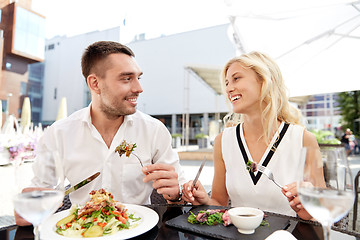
[228, 207, 264, 234]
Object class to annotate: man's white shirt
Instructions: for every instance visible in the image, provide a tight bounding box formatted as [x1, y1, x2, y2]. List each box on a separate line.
[31, 106, 185, 205]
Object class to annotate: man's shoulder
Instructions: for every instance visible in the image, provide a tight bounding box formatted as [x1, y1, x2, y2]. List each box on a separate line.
[132, 111, 163, 125]
[49, 108, 87, 129]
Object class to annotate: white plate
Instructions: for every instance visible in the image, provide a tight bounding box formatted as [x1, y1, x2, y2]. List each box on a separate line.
[41, 204, 159, 240]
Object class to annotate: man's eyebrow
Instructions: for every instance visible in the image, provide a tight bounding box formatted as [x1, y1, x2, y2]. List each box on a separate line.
[119, 72, 143, 76]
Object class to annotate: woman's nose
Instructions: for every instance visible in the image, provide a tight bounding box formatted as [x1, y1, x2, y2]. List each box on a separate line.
[226, 83, 234, 93]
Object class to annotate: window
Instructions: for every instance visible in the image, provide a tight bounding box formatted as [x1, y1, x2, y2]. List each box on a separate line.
[5, 62, 11, 69]
[13, 6, 45, 60]
[48, 44, 55, 50]
[1, 100, 7, 112]
[20, 82, 27, 95]
[33, 98, 42, 108]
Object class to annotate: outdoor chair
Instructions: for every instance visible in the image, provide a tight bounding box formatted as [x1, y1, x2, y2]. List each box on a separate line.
[353, 170, 360, 230]
[151, 189, 167, 204]
[56, 194, 72, 213]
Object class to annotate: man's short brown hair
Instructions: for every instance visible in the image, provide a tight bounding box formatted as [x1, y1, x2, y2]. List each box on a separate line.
[81, 41, 135, 82]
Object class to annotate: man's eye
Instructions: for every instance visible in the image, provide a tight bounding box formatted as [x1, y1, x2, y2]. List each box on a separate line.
[122, 77, 131, 81]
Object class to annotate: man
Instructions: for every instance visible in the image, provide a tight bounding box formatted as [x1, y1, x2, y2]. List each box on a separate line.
[341, 128, 351, 156]
[15, 41, 185, 225]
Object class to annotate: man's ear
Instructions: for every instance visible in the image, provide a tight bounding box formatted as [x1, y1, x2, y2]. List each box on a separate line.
[87, 74, 100, 94]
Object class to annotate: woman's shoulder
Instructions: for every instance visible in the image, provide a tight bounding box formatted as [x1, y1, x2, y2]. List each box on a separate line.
[302, 129, 319, 148]
[223, 124, 239, 134]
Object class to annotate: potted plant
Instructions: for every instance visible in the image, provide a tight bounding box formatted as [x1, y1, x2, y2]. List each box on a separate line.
[310, 129, 342, 147]
[171, 133, 182, 148]
[195, 133, 209, 149]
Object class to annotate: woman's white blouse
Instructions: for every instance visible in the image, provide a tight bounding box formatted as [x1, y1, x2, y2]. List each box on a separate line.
[222, 122, 305, 216]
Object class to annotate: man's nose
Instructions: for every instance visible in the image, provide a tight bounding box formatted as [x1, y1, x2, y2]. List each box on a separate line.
[133, 79, 143, 93]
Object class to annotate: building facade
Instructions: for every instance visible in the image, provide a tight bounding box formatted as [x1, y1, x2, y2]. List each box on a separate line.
[127, 24, 235, 141]
[0, 0, 45, 126]
[26, 61, 44, 125]
[299, 93, 342, 133]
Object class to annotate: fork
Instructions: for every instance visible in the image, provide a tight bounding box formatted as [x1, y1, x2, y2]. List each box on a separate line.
[132, 152, 144, 167]
[257, 165, 283, 189]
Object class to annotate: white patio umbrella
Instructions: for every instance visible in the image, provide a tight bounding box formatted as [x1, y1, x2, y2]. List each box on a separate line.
[56, 97, 68, 121]
[20, 97, 31, 133]
[225, 0, 360, 97]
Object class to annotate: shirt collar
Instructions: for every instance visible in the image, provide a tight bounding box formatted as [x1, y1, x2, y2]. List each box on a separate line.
[81, 103, 135, 127]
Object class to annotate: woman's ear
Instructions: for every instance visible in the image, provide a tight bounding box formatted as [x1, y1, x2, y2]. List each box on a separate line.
[87, 74, 100, 94]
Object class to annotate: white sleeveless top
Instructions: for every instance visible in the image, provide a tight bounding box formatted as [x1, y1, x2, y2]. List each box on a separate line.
[222, 122, 304, 217]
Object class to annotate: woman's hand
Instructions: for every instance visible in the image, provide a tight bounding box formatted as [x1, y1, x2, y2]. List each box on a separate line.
[182, 180, 210, 205]
[282, 182, 313, 220]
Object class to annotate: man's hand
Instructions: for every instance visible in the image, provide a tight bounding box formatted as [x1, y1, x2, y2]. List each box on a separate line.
[14, 187, 55, 226]
[142, 163, 180, 201]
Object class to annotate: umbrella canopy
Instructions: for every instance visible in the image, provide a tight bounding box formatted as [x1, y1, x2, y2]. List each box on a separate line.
[20, 97, 31, 133]
[226, 0, 360, 97]
[1, 115, 19, 135]
[56, 97, 68, 121]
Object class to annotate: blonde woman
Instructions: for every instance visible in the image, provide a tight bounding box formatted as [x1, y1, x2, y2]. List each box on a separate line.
[182, 51, 320, 220]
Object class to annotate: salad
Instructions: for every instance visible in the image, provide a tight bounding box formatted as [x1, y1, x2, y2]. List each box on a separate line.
[56, 189, 141, 238]
[115, 140, 137, 157]
[188, 209, 231, 226]
[246, 160, 257, 173]
[188, 208, 269, 228]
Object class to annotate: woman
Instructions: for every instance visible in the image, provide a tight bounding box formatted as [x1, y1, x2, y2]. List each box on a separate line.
[182, 51, 320, 220]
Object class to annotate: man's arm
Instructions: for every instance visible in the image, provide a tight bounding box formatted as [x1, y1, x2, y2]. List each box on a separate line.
[142, 122, 186, 203]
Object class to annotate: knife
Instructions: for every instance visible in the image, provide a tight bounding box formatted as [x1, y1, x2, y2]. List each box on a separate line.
[65, 172, 100, 195]
[191, 157, 206, 191]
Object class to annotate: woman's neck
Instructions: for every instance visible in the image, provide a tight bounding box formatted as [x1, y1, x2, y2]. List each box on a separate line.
[242, 115, 281, 143]
[242, 116, 263, 141]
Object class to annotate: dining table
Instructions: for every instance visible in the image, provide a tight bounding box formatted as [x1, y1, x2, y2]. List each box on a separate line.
[1, 203, 360, 240]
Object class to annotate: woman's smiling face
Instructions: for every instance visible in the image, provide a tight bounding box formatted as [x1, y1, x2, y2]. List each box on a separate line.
[225, 62, 262, 115]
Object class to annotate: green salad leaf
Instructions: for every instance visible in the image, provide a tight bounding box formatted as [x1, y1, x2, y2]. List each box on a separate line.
[188, 211, 198, 224]
[187, 211, 224, 226]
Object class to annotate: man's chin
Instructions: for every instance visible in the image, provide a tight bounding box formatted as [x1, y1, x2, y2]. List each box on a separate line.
[122, 107, 137, 116]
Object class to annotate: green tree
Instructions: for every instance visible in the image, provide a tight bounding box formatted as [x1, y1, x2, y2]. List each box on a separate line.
[337, 91, 360, 136]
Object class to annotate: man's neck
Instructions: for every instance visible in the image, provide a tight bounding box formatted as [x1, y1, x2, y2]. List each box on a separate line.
[90, 106, 125, 148]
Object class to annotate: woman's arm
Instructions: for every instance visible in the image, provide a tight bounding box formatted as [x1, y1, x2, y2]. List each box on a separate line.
[208, 133, 230, 206]
[182, 133, 229, 206]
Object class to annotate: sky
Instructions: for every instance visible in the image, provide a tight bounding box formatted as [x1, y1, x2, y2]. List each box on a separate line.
[31, 0, 230, 43]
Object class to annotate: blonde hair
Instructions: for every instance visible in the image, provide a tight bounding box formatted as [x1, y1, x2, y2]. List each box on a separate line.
[221, 51, 302, 144]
